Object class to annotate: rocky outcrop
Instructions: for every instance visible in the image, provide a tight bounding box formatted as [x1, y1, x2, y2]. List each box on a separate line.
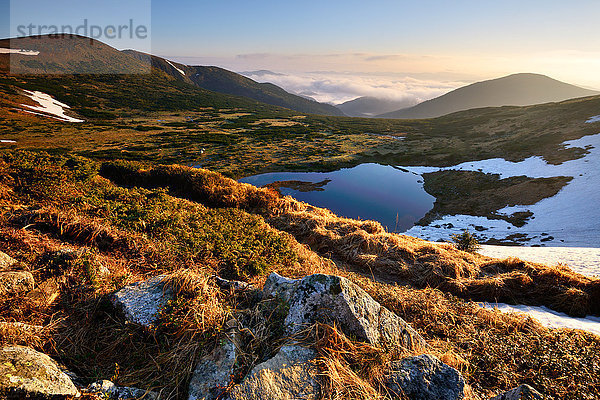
[263, 273, 426, 350]
[87, 379, 159, 399]
[0, 271, 35, 296]
[188, 337, 238, 400]
[0, 251, 17, 271]
[385, 354, 464, 400]
[0, 346, 78, 399]
[111, 275, 173, 328]
[228, 345, 319, 400]
[489, 385, 544, 400]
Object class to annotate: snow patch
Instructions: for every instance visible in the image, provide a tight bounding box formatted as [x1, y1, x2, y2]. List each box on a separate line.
[166, 60, 186, 76]
[404, 133, 600, 247]
[0, 48, 39, 56]
[0, 140, 16, 143]
[479, 245, 600, 277]
[481, 302, 600, 337]
[585, 115, 600, 124]
[21, 90, 84, 123]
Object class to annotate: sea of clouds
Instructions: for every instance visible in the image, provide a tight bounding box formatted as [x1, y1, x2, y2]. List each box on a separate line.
[238, 70, 465, 105]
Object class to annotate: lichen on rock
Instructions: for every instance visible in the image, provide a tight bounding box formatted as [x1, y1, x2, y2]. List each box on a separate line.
[0, 270, 35, 296]
[263, 272, 426, 350]
[228, 345, 319, 400]
[0, 346, 78, 399]
[111, 275, 173, 328]
[385, 354, 465, 400]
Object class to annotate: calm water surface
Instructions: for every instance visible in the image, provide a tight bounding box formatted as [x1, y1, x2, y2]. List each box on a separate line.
[239, 163, 435, 232]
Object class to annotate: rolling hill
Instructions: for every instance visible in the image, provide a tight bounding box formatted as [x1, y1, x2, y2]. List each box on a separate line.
[123, 50, 344, 116]
[336, 96, 418, 117]
[379, 73, 599, 119]
[0, 34, 150, 74]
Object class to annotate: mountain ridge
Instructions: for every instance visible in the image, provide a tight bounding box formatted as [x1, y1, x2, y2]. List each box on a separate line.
[378, 73, 599, 119]
[123, 49, 344, 116]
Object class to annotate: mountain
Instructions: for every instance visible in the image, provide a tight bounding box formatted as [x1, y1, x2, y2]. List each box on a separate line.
[240, 70, 285, 77]
[1, 35, 292, 121]
[123, 50, 344, 116]
[0, 34, 150, 74]
[378, 73, 599, 119]
[336, 96, 418, 117]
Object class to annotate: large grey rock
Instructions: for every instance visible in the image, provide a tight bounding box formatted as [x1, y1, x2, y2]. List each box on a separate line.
[111, 275, 173, 327]
[188, 337, 238, 400]
[0, 251, 17, 271]
[228, 345, 319, 400]
[88, 379, 159, 399]
[264, 273, 426, 349]
[0, 271, 35, 296]
[489, 385, 544, 400]
[385, 354, 464, 400]
[0, 346, 78, 398]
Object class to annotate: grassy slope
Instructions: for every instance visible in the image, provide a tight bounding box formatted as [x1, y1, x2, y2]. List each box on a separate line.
[0, 152, 599, 400]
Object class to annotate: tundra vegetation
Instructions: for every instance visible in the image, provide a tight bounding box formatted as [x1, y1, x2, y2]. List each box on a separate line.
[0, 151, 598, 399]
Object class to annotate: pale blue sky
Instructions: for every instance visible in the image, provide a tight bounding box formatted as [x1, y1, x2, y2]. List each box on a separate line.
[149, 0, 600, 56]
[3, 0, 599, 56]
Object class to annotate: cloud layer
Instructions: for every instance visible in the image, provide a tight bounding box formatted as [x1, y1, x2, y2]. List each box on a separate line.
[241, 71, 464, 105]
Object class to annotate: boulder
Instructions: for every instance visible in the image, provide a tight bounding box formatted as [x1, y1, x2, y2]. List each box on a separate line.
[188, 336, 239, 400]
[263, 273, 426, 349]
[88, 379, 159, 399]
[489, 385, 544, 400]
[111, 275, 173, 328]
[228, 345, 319, 400]
[0, 346, 78, 399]
[0, 271, 35, 296]
[385, 354, 464, 400]
[0, 251, 17, 271]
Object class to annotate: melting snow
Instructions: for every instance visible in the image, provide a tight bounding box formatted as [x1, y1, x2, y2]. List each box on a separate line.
[0, 48, 39, 56]
[404, 132, 600, 247]
[21, 90, 84, 123]
[480, 245, 600, 277]
[586, 115, 600, 124]
[166, 60, 186, 76]
[481, 302, 600, 337]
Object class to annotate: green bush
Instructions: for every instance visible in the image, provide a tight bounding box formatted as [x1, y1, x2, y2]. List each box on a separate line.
[451, 230, 481, 252]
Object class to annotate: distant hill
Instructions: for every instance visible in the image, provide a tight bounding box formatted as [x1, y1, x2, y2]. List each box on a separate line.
[0, 34, 149, 74]
[124, 50, 344, 116]
[336, 96, 418, 117]
[378, 73, 599, 119]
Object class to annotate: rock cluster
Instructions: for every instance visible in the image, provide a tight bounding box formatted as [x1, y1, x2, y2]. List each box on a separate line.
[0, 255, 546, 400]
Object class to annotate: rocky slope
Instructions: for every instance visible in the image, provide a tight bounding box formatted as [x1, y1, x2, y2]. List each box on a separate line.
[0, 152, 598, 399]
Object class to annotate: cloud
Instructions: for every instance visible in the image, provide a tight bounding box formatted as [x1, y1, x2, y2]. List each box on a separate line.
[241, 71, 464, 105]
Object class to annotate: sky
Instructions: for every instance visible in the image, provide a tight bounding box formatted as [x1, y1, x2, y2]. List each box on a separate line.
[3, 0, 600, 104]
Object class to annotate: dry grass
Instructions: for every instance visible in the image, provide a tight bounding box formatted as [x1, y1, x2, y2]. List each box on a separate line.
[101, 162, 600, 318]
[2, 153, 600, 399]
